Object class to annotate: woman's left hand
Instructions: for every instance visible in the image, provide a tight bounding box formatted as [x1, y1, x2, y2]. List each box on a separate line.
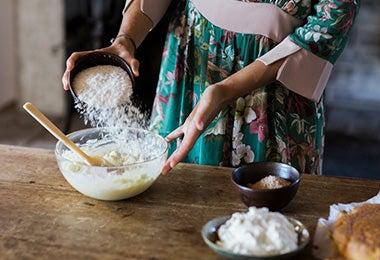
[161, 84, 228, 175]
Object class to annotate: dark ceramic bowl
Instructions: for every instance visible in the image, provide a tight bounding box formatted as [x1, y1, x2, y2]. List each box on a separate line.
[231, 162, 300, 211]
[68, 51, 135, 108]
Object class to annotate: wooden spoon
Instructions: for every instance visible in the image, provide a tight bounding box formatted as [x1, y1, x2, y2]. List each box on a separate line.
[23, 102, 111, 167]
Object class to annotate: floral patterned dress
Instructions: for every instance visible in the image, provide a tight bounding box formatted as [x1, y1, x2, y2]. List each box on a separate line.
[150, 0, 360, 174]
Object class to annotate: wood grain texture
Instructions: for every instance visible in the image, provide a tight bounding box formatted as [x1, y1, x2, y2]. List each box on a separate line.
[1, 144, 379, 259]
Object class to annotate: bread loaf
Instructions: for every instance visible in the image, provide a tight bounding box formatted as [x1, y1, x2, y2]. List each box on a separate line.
[332, 203, 380, 260]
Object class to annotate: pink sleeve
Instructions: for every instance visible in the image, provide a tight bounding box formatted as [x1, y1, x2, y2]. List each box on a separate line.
[123, 0, 172, 29]
[257, 37, 333, 102]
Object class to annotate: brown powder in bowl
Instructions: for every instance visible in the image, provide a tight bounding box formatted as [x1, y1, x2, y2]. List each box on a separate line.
[247, 175, 291, 190]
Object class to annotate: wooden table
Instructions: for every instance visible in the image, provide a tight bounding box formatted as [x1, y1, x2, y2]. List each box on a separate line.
[0, 144, 379, 259]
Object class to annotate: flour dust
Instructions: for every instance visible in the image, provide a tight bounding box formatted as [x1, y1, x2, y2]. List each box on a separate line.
[72, 65, 148, 137]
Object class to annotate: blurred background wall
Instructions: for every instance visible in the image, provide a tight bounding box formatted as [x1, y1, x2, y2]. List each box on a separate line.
[0, 0, 65, 116]
[0, 0, 17, 109]
[325, 0, 380, 140]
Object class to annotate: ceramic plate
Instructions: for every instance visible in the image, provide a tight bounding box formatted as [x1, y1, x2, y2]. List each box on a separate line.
[201, 215, 310, 260]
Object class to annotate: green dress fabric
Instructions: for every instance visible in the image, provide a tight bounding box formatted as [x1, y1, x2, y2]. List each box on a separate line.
[150, 0, 360, 174]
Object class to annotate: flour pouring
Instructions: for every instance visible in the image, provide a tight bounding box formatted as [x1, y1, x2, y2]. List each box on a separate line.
[73, 64, 133, 110]
[68, 52, 148, 134]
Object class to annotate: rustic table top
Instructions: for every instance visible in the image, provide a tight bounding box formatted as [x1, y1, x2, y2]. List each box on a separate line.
[0, 144, 379, 259]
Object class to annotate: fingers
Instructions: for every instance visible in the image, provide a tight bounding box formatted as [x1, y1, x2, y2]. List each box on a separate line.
[161, 137, 196, 175]
[160, 85, 228, 175]
[161, 161, 172, 175]
[62, 51, 92, 91]
[161, 88, 224, 175]
[62, 70, 70, 91]
[165, 126, 184, 142]
[161, 126, 184, 175]
[129, 58, 140, 77]
[161, 126, 201, 175]
[111, 44, 140, 77]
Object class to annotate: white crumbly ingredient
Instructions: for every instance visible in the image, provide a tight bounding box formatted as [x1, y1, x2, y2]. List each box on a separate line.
[217, 207, 298, 256]
[103, 151, 140, 166]
[73, 65, 132, 109]
[61, 138, 144, 166]
[248, 175, 291, 190]
[72, 65, 148, 137]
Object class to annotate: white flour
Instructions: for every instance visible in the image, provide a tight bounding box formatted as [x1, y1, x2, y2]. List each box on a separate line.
[72, 65, 147, 134]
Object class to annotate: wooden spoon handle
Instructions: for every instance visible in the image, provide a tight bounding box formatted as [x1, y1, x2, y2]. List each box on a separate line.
[23, 102, 92, 163]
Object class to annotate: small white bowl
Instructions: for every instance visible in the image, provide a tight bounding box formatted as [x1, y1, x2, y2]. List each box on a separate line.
[55, 127, 168, 201]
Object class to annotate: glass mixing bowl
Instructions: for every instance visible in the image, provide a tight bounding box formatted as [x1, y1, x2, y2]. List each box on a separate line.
[55, 127, 168, 201]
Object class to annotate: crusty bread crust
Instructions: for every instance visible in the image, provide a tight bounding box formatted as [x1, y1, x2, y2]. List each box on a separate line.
[332, 203, 380, 260]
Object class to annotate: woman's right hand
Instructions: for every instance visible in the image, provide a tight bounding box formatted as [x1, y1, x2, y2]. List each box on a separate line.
[61, 37, 140, 91]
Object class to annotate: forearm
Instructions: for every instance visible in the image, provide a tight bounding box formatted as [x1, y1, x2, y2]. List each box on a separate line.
[217, 59, 285, 106]
[113, 0, 153, 50]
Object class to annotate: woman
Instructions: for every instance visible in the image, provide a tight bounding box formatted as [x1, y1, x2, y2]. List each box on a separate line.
[62, 0, 360, 175]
